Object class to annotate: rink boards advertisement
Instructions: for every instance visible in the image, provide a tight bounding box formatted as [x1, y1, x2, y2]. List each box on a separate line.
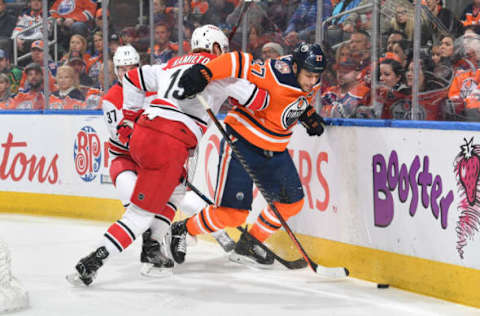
[0, 115, 122, 219]
[0, 115, 478, 306]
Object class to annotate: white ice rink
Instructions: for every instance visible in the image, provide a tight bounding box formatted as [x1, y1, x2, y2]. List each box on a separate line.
[0, 213, 479, 316]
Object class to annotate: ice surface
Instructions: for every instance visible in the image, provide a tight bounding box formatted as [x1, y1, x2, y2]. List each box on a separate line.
[0, 214, 478, 316]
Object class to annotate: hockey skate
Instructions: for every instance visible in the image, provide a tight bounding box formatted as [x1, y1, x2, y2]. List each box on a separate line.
[170, 219, 188, 264]
[229, 230, 274, 268]
[140, 229, 174, 277]
[212, 230, 236, 253]
[66, 246, 109, 286]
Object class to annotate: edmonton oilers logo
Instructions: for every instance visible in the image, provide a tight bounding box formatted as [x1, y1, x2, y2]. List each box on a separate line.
[281, 96, 308, 128]
[74, 126, 101, 182]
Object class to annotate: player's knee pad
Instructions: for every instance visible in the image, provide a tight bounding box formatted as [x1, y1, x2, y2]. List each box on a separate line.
[215, 206, 249, 227]
[121, 204, 156, 237]
[110, 156, 136, 185]
[275, 198, 304, 220]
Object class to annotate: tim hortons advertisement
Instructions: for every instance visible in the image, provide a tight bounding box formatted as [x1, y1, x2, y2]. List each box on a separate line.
[0, 115, 117, 199]
[193, 125, 480, 269]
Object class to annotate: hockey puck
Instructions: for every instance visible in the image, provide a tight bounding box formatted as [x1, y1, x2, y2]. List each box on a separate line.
[377, 283, 389, 289]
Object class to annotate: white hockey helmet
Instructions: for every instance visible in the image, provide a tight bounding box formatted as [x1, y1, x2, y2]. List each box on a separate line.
[191, 24, 229, 54]
[113, 45, 140, 79]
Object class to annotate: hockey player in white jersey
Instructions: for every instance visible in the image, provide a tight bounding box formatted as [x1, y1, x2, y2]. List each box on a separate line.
[101, 45, 183, 278]
[67, 25, 270, 286]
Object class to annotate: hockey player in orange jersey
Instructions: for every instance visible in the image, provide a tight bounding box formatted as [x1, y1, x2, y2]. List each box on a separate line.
[170, 42, 326, 267]
[67, 25, 270, 286]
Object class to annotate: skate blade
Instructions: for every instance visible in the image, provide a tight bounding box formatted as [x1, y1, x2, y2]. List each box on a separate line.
[228, 252, 275, 270]
[140, 263, 174, 278]
[65, 272, 89, 287]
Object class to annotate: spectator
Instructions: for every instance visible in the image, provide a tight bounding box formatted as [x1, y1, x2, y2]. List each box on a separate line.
[59, 34, 91, 67]
[387, 4, 413, 40]
[87, 31, 103, 88]
[377, 58, 409, 119]
[461, 0, 480, 27]
[0, 73, 13, 109]
[149, 21, 176, 64]
[67, 51, 93, 87]
[49, 0, 96, 28]
[0, 0, 16, 38]
[248, 24, 267, 59]
[0, 48, 22, 94]
[391, 40, 411, 68]
[432, 44, 442, 64]
[91, 8, 116, 43]
[11, 0, 51, 55]
[350, 30, 371, 68]
[333, 0, 369, 33]
[9, 63, 45, 110]
[48, 65, 85, 110]
[335, 41, 352, 63]
[439, 34, 455, 60]
[284, 0, 332, 47]
[84, 60, 114, 110]
[120, 26, 137, 46]
[19, 40, 56, 92]
[321, 59, 369, 118]
[201, 0, 235, 27]
[386, 31, 408, 53]
[261, 42, 284, 60]
[424, 0, 463, 41]
[404, 56, 449, 120]
[109, 33, 121, 56]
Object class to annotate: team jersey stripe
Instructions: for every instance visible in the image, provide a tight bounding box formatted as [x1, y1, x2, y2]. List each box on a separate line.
[109, 138, 129, 151]
[149, 104, 208, 126]
[259, 214, 282, 230]
[229, 53, 237, 78]
[227, 113, 291, 144]
[104, 233, 123, 252]
[200, 210, 215, 233]
[233, 108, 292, 138]
[117, 220, 136, 241]
[138, 67, 147, 91]
[124, 74, 138, 90]
[243, 86, 257, 107]
[154, 214, 172, 226]
[205, 206, 222, 231]
[242, 52, 250, 79]
[237, 51, 243, 79]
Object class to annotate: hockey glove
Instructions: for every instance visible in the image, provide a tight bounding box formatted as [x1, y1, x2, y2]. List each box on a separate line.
[176, 64, 212, 99]
[298, 105, 325, 137]
[117, 109, 144, 144]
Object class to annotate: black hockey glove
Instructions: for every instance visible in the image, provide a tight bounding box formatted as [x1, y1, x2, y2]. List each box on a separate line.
[176, 64, 212, 100]
[298, 105, 325, 137]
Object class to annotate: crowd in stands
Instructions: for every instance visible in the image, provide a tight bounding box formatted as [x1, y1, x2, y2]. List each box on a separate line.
[0, 0, 478, 122]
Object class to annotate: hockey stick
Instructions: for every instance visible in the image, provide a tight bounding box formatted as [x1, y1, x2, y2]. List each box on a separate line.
[184, 179, 308, 270]
[197, 95, 349, 278]
[228, 1, 252, 41]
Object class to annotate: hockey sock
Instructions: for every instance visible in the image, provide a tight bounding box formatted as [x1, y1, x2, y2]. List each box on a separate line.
[102, 204, 155, 255]
[186, 206, 248, 236]
[248, 207, 282, 243]
[249, 199, 304, 243]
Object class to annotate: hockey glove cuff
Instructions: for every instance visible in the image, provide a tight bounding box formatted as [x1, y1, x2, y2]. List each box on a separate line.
[117, 109, 144, 144]
[298, 105, 325, 137]
[176, 64, 212, 99]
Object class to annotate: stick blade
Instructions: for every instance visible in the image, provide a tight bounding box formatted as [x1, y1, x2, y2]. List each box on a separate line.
[314, 266, 349, 279]
[278, 258, 308, 270]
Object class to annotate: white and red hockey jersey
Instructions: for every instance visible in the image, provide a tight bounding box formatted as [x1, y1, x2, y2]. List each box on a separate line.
[122, 52, 269, 145]
[102, 83, 156, 158]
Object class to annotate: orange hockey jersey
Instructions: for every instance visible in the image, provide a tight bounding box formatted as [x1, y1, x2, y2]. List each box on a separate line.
[49, 0, 96, 22]
[206, 52, 320, 151]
